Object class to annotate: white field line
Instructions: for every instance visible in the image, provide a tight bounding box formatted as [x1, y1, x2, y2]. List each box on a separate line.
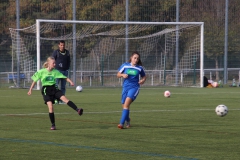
[1, 91, 240, 98]
[1, 108, 240, 116]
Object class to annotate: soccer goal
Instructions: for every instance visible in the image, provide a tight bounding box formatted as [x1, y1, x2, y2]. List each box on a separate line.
[9, 20, 204, 89]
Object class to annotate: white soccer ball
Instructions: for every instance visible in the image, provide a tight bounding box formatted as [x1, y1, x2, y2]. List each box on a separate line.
[164, 90, 171, 98]
[215, 104, 228, 117]
[76, 85, 83, 92]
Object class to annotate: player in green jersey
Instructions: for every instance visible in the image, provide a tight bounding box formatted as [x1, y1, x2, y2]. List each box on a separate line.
[27, 56, 83, 130]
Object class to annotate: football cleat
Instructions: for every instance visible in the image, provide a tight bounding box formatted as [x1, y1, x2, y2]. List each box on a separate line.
[77, 108, 83, 116]
[50, 125, 56, 130]
[118, 124, 124, 129]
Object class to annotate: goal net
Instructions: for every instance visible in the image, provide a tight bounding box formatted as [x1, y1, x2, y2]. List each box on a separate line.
[9, 20, 204, 89]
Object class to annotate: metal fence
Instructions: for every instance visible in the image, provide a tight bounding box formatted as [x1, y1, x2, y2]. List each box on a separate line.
[1, 68, 240, 89]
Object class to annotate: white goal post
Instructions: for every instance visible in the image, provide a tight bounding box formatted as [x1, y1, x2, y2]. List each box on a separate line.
[9, 20, 204, 89]
[35, 20, 204, 90]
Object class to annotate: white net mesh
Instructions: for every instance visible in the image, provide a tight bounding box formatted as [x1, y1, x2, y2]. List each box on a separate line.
[9, 22, 202, 88]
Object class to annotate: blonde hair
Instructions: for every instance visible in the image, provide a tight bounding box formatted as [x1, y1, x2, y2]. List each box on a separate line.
[42, 56, 55, 68]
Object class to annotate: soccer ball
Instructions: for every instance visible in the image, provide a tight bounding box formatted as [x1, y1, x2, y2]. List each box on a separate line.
[215, 104, 228, 117]
[76, 85, 83, 92]
[164, 90, 171, 98]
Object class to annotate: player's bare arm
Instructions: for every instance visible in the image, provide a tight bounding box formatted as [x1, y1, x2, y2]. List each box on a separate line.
[66, 78, 74, 86]
[139, 76, 147, 85]
[117, 72, 128, 79]
[27, 81, 36, 95]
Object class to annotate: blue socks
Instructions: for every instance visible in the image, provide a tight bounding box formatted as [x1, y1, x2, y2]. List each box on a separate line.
[120, 109, 129, 125]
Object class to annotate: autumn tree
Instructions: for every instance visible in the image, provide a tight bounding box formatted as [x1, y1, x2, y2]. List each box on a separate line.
[180, 0, 240, 80]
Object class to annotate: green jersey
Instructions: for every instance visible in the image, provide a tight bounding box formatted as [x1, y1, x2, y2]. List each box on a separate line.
[31, 68, 67, 86]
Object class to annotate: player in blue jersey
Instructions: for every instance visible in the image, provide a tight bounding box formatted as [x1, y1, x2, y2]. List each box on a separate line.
[117, 51, 147, 129]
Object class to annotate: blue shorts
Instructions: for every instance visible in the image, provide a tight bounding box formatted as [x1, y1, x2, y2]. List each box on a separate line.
[121, 87, 140, 104]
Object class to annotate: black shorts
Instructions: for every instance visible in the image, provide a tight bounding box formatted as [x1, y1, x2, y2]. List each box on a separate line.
[41, 85, 64, 104]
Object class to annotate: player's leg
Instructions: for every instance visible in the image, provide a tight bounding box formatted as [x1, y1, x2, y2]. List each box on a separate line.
[57, 78, 66, 104]
[54, 78, 60, 104]
[60, 78, 66, 95]
[203, 76, 208, 87]
[59, 94, 83, 116]
[118, 88, 136, 129]
[47, 101, 56, 130]
[61, 70, 68, 95]
[42, 87, 56, 130]
[59, 71, 68, 104]
[121, 104, 131, 128]
[118, 97, 132, 129]
[118, 89, 127, 128]
[56, 78, 60, 92]
[124, 98, 132, 128]
[127, 88, 139, 128]
[122, 88, 139, 129]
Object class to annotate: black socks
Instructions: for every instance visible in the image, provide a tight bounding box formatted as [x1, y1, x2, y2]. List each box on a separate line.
[49, 101, 78, 127]
[49, 112, 55, 126]
[67, 101, 78, 111]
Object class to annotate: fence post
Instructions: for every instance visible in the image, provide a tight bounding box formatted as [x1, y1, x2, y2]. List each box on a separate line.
[151, 74, 153, 86]
[80, 72, 83, 83]
[238, 70, 240, 87]
[159, 70, 161, 84]
[89, 76, 92, 87]
[180, 71, 183, 84]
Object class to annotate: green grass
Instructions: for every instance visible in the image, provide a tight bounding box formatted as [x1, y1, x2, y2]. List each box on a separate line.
[1, 87, 240, 160]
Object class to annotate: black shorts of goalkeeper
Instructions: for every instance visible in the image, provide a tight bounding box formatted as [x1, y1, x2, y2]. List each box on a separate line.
[41, 84, 64, 104]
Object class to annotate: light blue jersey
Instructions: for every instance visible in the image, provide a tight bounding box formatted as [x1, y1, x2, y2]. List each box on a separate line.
[118, 62, 146, 89]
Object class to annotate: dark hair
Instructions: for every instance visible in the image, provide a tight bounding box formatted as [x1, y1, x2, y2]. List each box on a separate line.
[59, 40, 65, 44]
[128, 51, 143, 66]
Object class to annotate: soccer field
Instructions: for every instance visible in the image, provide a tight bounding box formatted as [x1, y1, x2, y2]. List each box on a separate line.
[0, 87, 240, 160]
